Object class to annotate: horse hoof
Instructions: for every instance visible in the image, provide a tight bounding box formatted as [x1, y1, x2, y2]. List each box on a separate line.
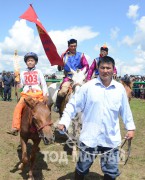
[72, 150, 78, 157]
[28, 176, 34, 180]
[18, 163, 24, 170]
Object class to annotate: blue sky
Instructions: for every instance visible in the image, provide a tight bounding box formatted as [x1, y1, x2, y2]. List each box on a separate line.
[0, 0, 145, 76]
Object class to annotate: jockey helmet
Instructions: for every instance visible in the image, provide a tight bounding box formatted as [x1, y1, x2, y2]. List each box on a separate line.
[100, 43, 108, 52]
[24, 52, 38, 63]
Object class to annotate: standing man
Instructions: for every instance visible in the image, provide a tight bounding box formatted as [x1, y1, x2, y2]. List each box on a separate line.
[0, 72, 4, 100]
[2, 71, 14, 101]
[53, 38, 89, 112]
[58, 56, 135, 180]
[86, 44, 117, 81]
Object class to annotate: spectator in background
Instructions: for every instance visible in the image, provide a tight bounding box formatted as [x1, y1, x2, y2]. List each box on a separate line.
[86, 44, 117, 81]
[2, 71, 14, 101]
[0, 73, 4, 100]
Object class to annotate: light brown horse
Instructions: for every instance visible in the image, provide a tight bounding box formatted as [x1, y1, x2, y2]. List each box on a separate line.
[121, 78, 133, 102]
[18, 96, 54, 180]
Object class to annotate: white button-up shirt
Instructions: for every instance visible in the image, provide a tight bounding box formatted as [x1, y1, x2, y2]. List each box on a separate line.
[59, 77, 136, 148]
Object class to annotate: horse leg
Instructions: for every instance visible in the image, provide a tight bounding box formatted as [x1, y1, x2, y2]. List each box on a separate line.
[18, 137, 29, 170]
[28, 138, 41, 180]
[72, 115, 79, 157]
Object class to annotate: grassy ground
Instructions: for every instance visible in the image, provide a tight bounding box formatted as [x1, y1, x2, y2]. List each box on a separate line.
[0, 90, 145, 180]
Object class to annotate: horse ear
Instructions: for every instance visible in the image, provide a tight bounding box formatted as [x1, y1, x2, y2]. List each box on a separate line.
[82, 67, 86, 74]
[70, 68, 76, 75]
[24, 96, 39, 109]
[43, 94, 49, 106]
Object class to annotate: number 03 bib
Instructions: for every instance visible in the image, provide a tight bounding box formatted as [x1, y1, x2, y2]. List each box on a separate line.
[24, 71, 39, 85]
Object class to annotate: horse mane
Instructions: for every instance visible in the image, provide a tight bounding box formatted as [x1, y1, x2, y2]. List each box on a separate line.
[121, 80, 133, 89]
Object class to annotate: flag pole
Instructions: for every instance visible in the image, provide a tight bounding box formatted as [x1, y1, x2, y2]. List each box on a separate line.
[13, 50, 20, 102]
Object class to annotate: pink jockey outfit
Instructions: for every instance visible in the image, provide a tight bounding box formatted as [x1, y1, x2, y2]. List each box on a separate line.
[86, 56, 117, 80]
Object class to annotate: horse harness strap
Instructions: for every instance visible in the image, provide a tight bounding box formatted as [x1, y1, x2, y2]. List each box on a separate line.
[120, 138, 132, 165]
[72, 83, 81, 92]
[37, 120, 53, 132]
[53, 128, 132, 166]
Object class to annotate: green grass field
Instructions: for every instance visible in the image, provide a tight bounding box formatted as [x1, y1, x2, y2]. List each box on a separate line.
[0, 91, 145, 180]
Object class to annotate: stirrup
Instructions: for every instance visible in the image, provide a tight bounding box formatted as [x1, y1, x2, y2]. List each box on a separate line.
[7, 129, 19, 136]
[53, 106, 59, 113]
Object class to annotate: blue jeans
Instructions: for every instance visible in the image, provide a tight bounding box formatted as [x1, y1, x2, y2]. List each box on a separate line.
[76, 142, 120, 179]
[4, 85, 11, 100]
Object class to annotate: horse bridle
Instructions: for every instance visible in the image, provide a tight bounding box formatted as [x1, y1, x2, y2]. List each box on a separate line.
[72, 83, 81, 92]
[54, 128, 132, 166]
[120, 138, 132, 165]
[37, 120, 53, 132]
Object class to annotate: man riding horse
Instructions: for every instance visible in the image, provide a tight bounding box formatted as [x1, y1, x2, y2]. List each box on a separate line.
[8, 52, 48, 135]
[53, 38, 89, 113]
[86, 44, 117, 81]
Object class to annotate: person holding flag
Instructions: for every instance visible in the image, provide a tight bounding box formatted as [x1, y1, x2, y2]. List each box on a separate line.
[53, 39, 89, 112]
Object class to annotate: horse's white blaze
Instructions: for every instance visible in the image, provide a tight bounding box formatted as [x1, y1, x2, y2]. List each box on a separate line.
[48, 68, 86, 106]
[48, 82, 60, 106]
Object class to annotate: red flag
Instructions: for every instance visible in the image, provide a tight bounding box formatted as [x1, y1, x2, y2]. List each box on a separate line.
[19, 4, 63, 66]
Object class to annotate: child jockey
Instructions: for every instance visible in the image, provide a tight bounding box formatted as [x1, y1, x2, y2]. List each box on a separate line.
[53, 39, 89, 112]
[8, 52, 48, 135]
[86, 44, 117, 81]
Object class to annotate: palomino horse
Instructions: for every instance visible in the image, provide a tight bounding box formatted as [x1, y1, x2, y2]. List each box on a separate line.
[18, 96, 54, 180]
[120, 77, 133, 102]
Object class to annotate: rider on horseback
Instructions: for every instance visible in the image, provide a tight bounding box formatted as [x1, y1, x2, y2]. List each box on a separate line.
[8, 52, 48, 135]
[53, 39, 89, 113]
[86, 44, 117, 81]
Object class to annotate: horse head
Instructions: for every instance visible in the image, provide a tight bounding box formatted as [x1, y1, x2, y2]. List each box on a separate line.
[24, 96, 55, 145]
[120, 77, 133, 102]
[71, 67, 86, 93]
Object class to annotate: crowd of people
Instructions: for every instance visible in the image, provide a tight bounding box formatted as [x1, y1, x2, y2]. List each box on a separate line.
[116, 75, 145, 99]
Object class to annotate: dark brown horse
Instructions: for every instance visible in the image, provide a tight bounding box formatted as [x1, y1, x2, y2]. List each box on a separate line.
[18, 96, 54, 180]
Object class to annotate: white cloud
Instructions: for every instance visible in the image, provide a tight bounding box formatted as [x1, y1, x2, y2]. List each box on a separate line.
[110, 27, 120, 40]
[0, 20, 99, 73]
[115, 57, 145, 76]
[119, 7, 145, 75]
[0, 20, 42, 54]
[136, 16, 145, 34]
[127, 5, 139, 19]
[49, 26, 99, 54]
[121, 64, 144, 75]
[121, 35, 134, 46]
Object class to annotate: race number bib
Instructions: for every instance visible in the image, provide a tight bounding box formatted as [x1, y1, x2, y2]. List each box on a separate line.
[24, 71, 38, 85]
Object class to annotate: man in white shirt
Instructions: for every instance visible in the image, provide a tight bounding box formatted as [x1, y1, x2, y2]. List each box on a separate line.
[57, 56, 135, 180]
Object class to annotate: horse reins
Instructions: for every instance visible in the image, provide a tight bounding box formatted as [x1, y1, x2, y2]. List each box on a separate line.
[49, 128, 132, 166]
[37, 120, 53, 132]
